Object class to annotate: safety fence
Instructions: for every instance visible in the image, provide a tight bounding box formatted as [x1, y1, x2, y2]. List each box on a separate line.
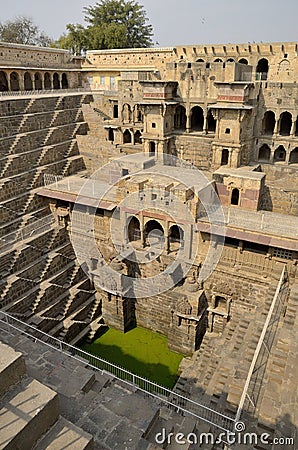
[0, 311, 236, 433]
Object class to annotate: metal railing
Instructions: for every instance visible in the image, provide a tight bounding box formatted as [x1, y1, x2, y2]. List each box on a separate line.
[0, 311, 236, 432]
[0, 88, 92, 98]
[198, 205, 298, 239]
[0, 214, 55, 250]
[235, 266, 288, 421]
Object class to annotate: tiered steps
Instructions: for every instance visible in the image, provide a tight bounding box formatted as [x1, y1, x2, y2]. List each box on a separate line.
[0, 341, 93, 450]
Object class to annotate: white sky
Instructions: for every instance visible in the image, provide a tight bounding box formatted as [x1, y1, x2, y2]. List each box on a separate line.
[1, 0, 298, 46]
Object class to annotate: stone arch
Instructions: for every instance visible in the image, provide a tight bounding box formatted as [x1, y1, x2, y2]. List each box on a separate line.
[24, 72, 33, 90]
[256, 58, 269, 80]
[10, 72, 20, 91]
[258, 144, 271, 161]
[34, 72, 42, 90]
[127, 216, 141, 242]
[144, 220, 164, 246]
[279, 111, 292, 136]
[53, 73, 60, 89]
[274, 145, 286, 162]
[278, 59, 290, 73]
[169, 225, 184, 251]
[221, 149, 229, 166]
[239, 58, 248, 65]
[231, 188, 240, 206]
[123, 129, 132, 144]
[190, 106, 204, 131]
[214, 58, 223, 63]
[207, 110, 216, 132]
[134, 130, 142, 144]
[44, 72, 51, 89]
[134, 104, 143, 122]
[0, 71, 8, 91]
[174, 105, 187, 130]
[226, 58, 235, 63]
[196, 58, 205, 63]
[61, 73, 68, 89]
[122, 103, 132, 123]
[289, 148, 298, 164]
[262, 110, 275, 135]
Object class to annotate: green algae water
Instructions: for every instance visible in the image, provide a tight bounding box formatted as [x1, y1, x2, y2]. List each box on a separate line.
[81, 326, 184, 389]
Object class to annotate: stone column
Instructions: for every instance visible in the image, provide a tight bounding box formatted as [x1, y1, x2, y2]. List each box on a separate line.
[140, 214, 145, 248]
[186, 111, 191, 133]
[203, 115, 208, 134]
[19, 72, 25, 91]
[7, 72, 11, 91]
[290, 120, 296, 136]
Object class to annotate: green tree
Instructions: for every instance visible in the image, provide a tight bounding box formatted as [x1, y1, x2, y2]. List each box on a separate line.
[0, 16, 52, 46]
[84, 0, 153, 49]
[55, 24, 89, 55]
[55, 0, 153, 53]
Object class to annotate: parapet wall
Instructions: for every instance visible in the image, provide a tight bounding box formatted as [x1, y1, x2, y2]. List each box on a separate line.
[0, 42, 79, 69]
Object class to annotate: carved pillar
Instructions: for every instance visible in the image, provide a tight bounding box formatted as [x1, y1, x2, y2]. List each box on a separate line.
[203, 115, 208, 134]
[186, 111, 191, 133]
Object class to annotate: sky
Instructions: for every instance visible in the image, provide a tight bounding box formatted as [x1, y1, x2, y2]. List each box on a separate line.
[1, 0, 298, 46]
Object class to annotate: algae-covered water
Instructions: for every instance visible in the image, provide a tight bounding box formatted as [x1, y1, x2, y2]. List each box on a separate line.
[81, 326, 184, 389]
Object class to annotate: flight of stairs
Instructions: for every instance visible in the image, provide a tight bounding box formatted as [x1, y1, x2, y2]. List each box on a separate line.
[0, 341, 93, 450]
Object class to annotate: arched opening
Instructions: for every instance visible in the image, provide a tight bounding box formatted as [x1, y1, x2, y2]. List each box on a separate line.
[134, 130, 142, 144]
[226, 58, 234, 63]
[190, 106, 204, 131]
[174, 105, 187, 130]
[149, 141, 156, 155]
[113, 104, 119, 118]
[123, 103, 132, 123]
[24, 72, 33, 90]
[53, 73, 60, 89]
[44, 72, 51, 89]
[196, 58, 204, 63]
[256, 58, 269, 80]
[221, 149, 229, 166]
[108, 128, 114, 142]
[0, 71, 8, 91]
[258, 144, 271, 161]
[289, 148, 298, 164]
[279, 111, 292, 136]
[127, 216, 141, 242]
[10, 72, 20, 91]
[214, 296, 227, 311]
[239, 58, 248, 65]
[61, 73, 68, 89]
[144, 220, 164, 247]
[207, 110, 216, 132]
[214, 58, 223, 63]
[274, 145, 286, 162]
[123, 129, 132, 144]
[231, 188, 240, 206]
[262, 111, 275, 135]
[34, 72, 42, 90]
[169, 225, 184, 251]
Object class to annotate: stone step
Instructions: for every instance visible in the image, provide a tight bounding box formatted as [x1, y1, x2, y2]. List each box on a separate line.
[0, 378, 60, 450]
[0, 342, 26, 398]
[34, 416, 93, 450]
